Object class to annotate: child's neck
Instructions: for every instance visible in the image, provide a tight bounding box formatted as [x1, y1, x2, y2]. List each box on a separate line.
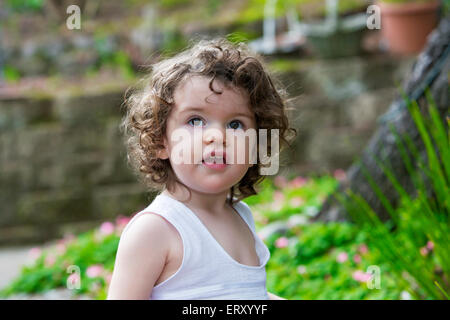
[162, 185, 231, 216]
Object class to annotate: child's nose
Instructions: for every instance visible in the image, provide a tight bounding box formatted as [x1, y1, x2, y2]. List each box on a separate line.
[203, 126, 226, 145]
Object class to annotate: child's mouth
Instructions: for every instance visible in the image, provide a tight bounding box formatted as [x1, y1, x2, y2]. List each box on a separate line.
[202, 157, 227, 170]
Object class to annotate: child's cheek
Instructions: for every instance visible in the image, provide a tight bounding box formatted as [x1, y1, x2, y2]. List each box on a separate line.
[227, 134, 257, 166]
[190, 131, 204, 164]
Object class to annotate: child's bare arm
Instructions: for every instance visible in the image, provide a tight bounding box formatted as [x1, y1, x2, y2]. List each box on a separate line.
[107, 214, 171, 300]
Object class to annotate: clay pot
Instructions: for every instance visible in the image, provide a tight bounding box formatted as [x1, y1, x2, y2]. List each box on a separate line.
[377, 0, 440, 55]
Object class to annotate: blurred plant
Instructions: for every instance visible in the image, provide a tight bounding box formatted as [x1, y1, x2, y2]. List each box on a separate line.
[284, 0, 368, 19]
[207, 0, 221, 15]
[0, 217, 130, 300]
[160, 0, 190, 9]
[248, 174, 338, 225]
[336, 91, 449, 299]
[236, 0, 285, 25]
[265, 222, 404, 299]
[444, 0, 450, 16]
[87, 35, 135, 80]
[3, 65, 21, 83]
[226, 31, 260, 44]
[6, 0, 44, 12]
[160, 25, 188, 58]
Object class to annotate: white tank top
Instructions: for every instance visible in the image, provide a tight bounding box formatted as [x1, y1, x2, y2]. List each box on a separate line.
[120, 193, 271, 300]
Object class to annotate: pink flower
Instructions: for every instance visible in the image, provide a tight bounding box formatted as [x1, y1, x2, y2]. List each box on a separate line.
[290, 196, 304, 207]
[274, 176, 288, 188]
[426, 241, 434, 251]
[420, 246, 428, 257]
[28, 247, 42, 260]
[104, 272, 113, 285]
[353, 270, 372, 282]
[290, 176, 307, 189]
[86, 264, 104, 278]
[353, 254, 362, 264]
[56, 243, 66, 255]
[61, 233, 75, 245]
[90, 282, 101, 292]
[333, 169, 347, 181]
[336, 252, 348, 263]
[271, 202, 283, 211]
[67, 273, 80, 287]
[44, 254, 56, 267]
[99, 222, 115, 235]
[358, 244, 369, 255]
[275, 237, 289, 248]
[273, 191, 284, 202]
[115, 216, 131, 236]
[271, 191, 285, 211]
[115, 215, 131, 228]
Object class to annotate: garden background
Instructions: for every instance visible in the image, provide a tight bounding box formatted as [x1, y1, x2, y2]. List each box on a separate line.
[0, 0, 448, 300]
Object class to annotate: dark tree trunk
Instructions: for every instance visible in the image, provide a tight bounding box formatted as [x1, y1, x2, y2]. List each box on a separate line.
[313, 18, 450, 223]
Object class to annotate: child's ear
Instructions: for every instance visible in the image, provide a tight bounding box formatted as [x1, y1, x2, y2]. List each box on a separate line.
[157, 148, 169, 160]
[157, 138, 169, 160]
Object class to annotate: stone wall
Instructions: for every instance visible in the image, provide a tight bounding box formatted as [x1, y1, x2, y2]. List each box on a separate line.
[277, 54, 413, 176]
[0, 89, 152, 245]
[0, 53, 414, 245]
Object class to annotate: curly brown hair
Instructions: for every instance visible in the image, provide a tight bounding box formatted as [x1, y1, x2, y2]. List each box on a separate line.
[120, 37, 297, 205]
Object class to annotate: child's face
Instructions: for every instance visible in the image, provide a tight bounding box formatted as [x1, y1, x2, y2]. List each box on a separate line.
[159, 75, 257, 195]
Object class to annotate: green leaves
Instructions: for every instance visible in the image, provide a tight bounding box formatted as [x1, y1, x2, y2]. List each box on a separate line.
[0, 224, 121, 299]
[337, 93, 450, 300]
[265, 221, 403, 299]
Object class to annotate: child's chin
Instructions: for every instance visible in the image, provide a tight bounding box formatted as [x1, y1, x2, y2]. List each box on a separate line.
[195, 179, 234, 193]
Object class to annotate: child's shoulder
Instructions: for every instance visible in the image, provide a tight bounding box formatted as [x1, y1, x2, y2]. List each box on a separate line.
[235, 199, 253, 216]
[238, 200, 252, 211]
[110, 212, 181, 298]
[235, 200, 256, 229]
[119, 211, 178, 256]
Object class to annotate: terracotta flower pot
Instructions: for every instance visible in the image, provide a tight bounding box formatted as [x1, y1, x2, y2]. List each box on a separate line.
[377, 0, 440, 55]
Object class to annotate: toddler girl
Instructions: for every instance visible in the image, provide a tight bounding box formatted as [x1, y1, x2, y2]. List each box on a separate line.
[107, 37, 296, 300]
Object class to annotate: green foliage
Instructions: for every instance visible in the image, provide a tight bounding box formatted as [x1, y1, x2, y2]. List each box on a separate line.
[246, 173, 338, 226]
[207, 0, 222, 15]
[444, 0, 450, 16]
[159, 0, 191, 9]
[3, 65, 21, 83]
[6, 0, 44, 12]
[160, 27, 188, 58]
[284, 0, 368, 19]
[268, 59, 301, 73]
[265, 223, 404, 299]
[86, 35, 135, 80]
[0, 223, 122, 300]
[236, 0, 285, 24]
[336, 91, 450, 299]
[226, 31, 260, 44]
[159, 0, 222, 18]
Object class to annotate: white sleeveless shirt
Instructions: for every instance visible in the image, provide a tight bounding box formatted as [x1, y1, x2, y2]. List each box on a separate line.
[120, 193, 271, 300]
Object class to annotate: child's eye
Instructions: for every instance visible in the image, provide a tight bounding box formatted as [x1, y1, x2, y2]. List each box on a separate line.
[187, 117, 205, 127]
[227, 120, 244, 130]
